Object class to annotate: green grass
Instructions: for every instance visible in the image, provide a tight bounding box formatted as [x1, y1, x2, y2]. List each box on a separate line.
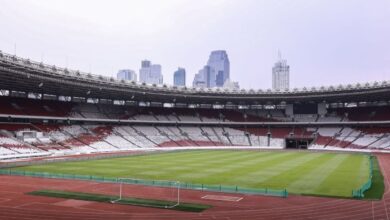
[362, 156, 385, 200]
[28, 190, 211, 212]
[12, 150, 374, 198]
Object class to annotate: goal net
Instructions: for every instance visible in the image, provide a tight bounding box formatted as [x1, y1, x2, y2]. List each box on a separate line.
[110, 178, 180, 209]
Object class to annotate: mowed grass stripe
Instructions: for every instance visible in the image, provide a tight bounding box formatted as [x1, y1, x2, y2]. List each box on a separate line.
[24, 151, 264, 178]
[230, 152, 322, 188]
[140, 150, 233, 162]
[166, 151, 274, 167]
[10, 150, 371, 197]
[175, 151, 296, 182]
[287, 154, 349, 195]
[314, 154, 369, 197]
[170, 151, 278, 170]
[124, 151, 277, 178]
[26, 151, 243, 176]
[76, 151, 217, 166]
[126, 150, 260, 169]
[203, 152, 309, 186]
[258, 153, 335, 189]
[95, 150, 231, 165]
[146, 151, 288, 181]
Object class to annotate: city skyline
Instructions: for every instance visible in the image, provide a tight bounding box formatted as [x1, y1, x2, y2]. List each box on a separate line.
[0, 0, 389, 90]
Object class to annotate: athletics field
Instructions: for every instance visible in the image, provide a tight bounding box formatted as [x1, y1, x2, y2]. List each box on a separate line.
[10, 150, 374, 197]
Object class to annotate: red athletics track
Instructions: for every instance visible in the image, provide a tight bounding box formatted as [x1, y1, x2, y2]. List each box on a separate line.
[0, 154, 389, 220]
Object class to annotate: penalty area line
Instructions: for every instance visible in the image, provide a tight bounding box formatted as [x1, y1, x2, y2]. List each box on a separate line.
[201, 195, 243, 202]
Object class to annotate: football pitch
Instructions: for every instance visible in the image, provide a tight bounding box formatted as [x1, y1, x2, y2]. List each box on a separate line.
[12, 150, 371, 197]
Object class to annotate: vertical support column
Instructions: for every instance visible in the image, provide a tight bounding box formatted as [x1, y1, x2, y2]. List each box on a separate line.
[285, 104, 293, 117]
[317, 102, 327, 116]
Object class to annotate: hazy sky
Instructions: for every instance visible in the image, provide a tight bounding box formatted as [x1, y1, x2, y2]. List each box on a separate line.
[0, 0, 389, 89]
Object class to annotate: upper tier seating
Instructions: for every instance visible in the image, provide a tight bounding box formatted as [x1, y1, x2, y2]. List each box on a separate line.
[0, 97, 73, 117]
[337, 106, 390, 121]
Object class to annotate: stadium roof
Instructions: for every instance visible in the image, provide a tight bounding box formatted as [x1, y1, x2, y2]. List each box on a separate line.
[1, 50, 390, 105]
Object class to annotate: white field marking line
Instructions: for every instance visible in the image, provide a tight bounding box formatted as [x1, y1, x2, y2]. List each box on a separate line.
[0, 208, 132, 219]
[73, 206, 129, 215]
[0, 176, 381, 218]
[13, 202, 49, 209]
[0, 198, 372, 219]
[53, 201, 123, 215]
[0, 198, 11, 204]
[0, 190, 22, 195]
[0, 202, 131, 217]
[201, 195, 243, 202]
[0, 179, 355, 216]
[385, 199, 390, 220]
[0, 177, 363, 214]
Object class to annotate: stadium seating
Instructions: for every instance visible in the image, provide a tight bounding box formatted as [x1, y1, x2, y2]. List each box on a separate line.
[1, 96, 390, 159]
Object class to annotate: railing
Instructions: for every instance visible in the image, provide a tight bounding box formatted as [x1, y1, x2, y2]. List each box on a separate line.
[0, 169, 288, 198]
[352, 155, 373, 198]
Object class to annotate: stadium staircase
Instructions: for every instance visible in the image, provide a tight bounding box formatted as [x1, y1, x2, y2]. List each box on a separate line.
[154, 126, 180, 147]
[112, 128, 141, 148]
[176, 126, 200, 146]
[245, 132, 253, 146]
[130, 126, 159, 146]
[199, 127, 217, 146]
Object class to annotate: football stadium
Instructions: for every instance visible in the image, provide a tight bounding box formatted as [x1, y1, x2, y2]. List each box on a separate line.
[1, 1, 390, 219]
[0, 50, 389, 219]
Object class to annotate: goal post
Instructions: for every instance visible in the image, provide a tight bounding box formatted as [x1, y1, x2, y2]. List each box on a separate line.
[110, 178, 180, 209]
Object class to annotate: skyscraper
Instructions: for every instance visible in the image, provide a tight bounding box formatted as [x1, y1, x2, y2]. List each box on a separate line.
[272, 52, 290, 90]
[117, 69, 137, 81]
[173, 67, 186, 86]
[216, 71, 225, 87]
[192, 66, 211, 88]
[207, 50, 230, 87]
[139, 60, 163, 84]
[141, 60, 151, 68]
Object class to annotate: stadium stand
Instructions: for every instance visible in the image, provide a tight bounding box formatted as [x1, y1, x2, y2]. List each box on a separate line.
[1, 98, 390, 158]
[0, 51, 390, 159]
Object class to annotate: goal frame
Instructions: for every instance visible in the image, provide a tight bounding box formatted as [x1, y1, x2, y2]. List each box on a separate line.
[110, 178, 181, 209]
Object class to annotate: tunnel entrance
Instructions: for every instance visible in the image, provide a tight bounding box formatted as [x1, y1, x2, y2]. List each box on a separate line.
[285, 138, 314, 149]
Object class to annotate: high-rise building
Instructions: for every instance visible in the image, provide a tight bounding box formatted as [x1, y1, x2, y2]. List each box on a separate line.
[192, 66, 211, 88]
[216, 71, 225, 87]
[117, 69, 137, 81]
[272, 52, 290, 91]
[173, 67, 186, 86]
[139, 60, 163, 84]
[207, 50, 230, 87]
[141, 60, 151, 68]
